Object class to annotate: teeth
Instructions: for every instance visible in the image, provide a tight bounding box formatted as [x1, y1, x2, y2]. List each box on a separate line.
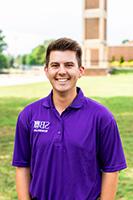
[57, 79, 67, 82]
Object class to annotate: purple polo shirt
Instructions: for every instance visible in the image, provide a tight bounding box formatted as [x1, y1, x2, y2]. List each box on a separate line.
[12, 88, 127, 200]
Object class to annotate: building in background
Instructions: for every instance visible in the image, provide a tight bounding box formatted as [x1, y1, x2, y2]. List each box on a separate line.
[83, 0, 133, 75]
[83, 0, 108, 75]
[108, 41, 133, 62]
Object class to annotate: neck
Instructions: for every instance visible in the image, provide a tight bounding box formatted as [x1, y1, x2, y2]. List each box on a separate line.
[52, 88, 77, 114]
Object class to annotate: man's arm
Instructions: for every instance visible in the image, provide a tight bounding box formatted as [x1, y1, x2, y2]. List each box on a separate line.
[16, 167, 31, 200]
[100, 171, 119, 200]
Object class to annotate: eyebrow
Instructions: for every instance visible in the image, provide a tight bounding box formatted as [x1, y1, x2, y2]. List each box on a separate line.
[50, 62, 59, 66]
[65, 62, 74, 64]
[50, 61, 74, 65]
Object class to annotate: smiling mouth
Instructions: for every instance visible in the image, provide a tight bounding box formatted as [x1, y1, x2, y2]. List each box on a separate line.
[55, 78, 69, 82]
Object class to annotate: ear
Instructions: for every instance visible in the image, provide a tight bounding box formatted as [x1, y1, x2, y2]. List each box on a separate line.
[44, 65, 48, 77]
[79, 66, 85, 78]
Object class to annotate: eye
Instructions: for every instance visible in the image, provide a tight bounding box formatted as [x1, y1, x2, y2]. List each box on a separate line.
[50, 64, 59, 69]
[65, 63, 74, 68]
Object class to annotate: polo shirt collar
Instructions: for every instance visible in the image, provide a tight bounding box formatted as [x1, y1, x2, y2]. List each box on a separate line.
[42, 87, 85, 109]
[69, 87, 84, 109]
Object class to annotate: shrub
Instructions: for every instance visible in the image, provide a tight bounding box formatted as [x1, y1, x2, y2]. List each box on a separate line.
[120, 56, 125, 64]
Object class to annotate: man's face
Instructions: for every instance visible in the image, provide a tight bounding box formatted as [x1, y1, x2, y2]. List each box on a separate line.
[45, 50, 84, 94]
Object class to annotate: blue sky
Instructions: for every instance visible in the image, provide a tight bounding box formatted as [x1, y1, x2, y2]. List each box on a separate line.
[0, 0, 133, 55]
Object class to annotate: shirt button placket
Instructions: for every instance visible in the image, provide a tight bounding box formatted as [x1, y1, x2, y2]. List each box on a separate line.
[54, 116, 64, 147]
[57, 129, 62, 142]
[57, 131, 61, 135]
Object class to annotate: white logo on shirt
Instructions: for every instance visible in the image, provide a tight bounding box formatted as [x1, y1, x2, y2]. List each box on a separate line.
[33, 121, 50, 133]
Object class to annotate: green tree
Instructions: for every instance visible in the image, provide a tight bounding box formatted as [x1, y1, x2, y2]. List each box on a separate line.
[0, 30, 7, 53]
[28, 40, 53, 66]
[31, 45, 45, 65]
[21, 54, 27, 65]
[16, 39, 54, 67]
[0, 54, 8, 69]
[26, 54, 36, 65]
[0, 30, 8, 70]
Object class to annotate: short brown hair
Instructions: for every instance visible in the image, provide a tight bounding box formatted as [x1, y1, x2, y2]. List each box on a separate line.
[45, 38, 82, 67]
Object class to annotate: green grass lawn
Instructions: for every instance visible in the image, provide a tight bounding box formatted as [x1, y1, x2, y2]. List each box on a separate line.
[0, 74, 133, 199]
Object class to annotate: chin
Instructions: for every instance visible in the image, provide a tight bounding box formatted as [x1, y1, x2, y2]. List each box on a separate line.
[54, 87, 70, 93]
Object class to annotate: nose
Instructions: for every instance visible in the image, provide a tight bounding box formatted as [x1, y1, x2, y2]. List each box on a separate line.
[58, 64, 67, 74]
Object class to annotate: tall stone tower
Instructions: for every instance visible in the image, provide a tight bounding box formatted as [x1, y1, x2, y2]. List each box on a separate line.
[83, 0, 108, 75]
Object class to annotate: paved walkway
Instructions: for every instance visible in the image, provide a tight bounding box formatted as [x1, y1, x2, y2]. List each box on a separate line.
[0, 74, 48, 86]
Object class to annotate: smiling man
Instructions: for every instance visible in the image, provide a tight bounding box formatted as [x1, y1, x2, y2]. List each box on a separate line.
[12, 38, 127, 200]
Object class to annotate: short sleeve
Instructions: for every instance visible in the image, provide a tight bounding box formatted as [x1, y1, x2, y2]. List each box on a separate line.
[12, 110, 31, 167]
[98, 118, 127, 172]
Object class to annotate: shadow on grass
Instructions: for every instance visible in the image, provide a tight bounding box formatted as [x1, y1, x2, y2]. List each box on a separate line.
[0, 96, 133, 199]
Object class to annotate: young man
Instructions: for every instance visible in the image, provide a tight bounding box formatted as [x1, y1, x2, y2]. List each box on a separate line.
[12, 38, 127, 200]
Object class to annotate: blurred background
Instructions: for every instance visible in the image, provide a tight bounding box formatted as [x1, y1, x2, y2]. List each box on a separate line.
[0, 0, 133, 199]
